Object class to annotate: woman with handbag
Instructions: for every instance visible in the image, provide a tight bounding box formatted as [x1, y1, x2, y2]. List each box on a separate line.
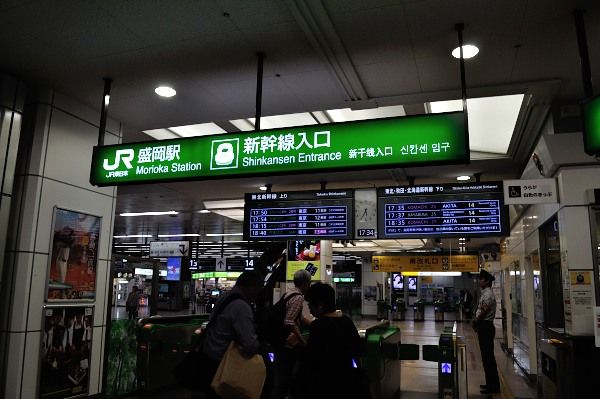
[200, 271, 264, 398]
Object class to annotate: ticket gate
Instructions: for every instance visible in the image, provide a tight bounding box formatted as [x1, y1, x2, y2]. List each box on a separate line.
[360, 321, 419, 399]
[422, 323, 468, 399]
[136, 314, 210, 394]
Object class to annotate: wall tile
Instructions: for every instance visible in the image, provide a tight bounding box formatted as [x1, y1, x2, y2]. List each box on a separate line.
[8, 251, 34, 332]
[20, 331, 41, 398]
[44, 109, 115, 197]
[26, 254, 50, 332]
[93, 260, 110, 327]
[88, 326, 105, 395]
[3, 332, 25, 398]
[14, 175, 42, 253]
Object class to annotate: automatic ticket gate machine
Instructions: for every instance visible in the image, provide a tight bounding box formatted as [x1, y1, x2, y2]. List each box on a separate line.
[423, 323, 468, 399]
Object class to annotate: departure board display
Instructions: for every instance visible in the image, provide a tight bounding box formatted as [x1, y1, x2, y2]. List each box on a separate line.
[244, 190, 354, 241]
[377, 182, 508, 238]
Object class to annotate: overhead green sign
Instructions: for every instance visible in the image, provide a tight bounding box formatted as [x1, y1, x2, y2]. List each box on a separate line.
[584, 96, 600, 155]
[90, 112, 468, 186]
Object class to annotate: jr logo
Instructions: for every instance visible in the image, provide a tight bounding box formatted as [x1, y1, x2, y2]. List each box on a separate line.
[103, 149, 134, 170]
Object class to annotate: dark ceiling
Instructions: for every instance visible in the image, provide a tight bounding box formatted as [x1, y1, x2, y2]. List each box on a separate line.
[2, 0, 598, 249]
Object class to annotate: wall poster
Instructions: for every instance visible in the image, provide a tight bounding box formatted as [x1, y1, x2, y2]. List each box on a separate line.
[287, 240, 321, 280]
[39, 305, 94, 399]
[46, 208, 101, 301]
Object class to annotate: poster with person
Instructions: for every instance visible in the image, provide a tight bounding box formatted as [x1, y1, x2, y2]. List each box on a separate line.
[47, 208, 101, 301]
[40, 306, 93, 399]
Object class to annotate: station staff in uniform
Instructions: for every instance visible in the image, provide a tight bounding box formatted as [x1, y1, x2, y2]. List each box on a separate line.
[472, 269, 500, 394]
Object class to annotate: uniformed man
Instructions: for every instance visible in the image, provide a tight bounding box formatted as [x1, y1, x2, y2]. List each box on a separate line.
[472, 269, 500, 394]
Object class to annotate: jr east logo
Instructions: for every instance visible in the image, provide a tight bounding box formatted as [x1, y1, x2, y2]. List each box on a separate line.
[103, 149, 134, 177]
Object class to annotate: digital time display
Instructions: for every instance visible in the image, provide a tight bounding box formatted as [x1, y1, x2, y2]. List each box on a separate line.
[377, 182, 508, 238]
[244, 190, 354, 241]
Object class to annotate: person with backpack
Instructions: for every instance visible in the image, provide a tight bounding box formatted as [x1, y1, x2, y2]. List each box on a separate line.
[270, 269, 312, 399]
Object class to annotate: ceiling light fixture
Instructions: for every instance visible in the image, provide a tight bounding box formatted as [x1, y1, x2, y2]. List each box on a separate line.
[113, 234, 153, 238]
[198, 210, 211, 214]
[259, 186, 268, 191]
[452, 44, 479, 59]
[456, 175, 471, 181]
[154, 86, 176, 97]
[206, 233, 244, 237]
[158, 233, 201, 238]
[120, 211, 178, 217]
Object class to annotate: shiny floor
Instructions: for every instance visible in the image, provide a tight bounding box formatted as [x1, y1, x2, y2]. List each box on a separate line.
[125, 308, 537, 399]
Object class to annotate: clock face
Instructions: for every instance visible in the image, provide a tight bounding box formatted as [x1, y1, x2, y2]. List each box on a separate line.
[354, 189, 378, 239]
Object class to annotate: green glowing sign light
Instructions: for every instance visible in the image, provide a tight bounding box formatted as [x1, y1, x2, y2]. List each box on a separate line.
[90, 112, 468, 186]
[584, 96, 600, 155]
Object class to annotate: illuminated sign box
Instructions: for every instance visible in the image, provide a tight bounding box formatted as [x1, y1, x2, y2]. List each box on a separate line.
[584, 95, 600, 155]
[244, 190, 354, 241]
[377, 182, 508, 238]
[90, 112, 468, 186]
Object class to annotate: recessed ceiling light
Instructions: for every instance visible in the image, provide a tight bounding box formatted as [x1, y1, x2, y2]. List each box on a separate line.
[456, 175, 471, 181]
[154, 86, 176, 97]
[452, 44, 479, 59]
[198, 210, 210, 214]
[259, 186, 268, 191]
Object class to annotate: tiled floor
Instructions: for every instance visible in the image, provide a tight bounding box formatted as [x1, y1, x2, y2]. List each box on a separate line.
[125, 311, 537, 399]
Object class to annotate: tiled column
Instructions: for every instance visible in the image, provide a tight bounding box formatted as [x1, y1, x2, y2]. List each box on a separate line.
[1, 88, 121, 398]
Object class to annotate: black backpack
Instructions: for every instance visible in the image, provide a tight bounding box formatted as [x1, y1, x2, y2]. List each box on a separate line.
[261, 292, 301, 347]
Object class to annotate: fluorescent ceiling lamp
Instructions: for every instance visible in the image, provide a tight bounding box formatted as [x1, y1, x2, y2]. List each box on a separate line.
[373, 239, 425, 249]
[209, 208, 244, 221]
[230, 119, 255, 132]
[169, 123, 226, 137]
[155, 86, 176, 97]
[326, 105, 405, 122]
[206, 233, 244, 237]
[429, 94, 524, 154]
[198, 209, 211, 214]
[120, 211, 178, 217]
[158, 233, 200, 238]
[249, 112, 317, 129]
[143, 128, 180, 140]
[457, 175, 471, 181]
[417, 272, 462, 276]
[452, 44, 479, 59]
[114, 234, 153, 238]
[203, 199, 244, 210]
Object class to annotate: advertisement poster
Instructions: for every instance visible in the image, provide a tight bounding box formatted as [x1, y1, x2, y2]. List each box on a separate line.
[568, 270, 594, 335]
[40, 306, 93, 399]
[47, 208, 101, 301]
[371, 254, 479, 273]
[287, 240, 321, 280]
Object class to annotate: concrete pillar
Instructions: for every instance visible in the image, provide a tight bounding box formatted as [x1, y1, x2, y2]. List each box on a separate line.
[0, 88, 121, 398]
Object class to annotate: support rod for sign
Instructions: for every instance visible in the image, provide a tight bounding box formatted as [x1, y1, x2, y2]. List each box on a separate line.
[573, 10, 594, 99]
[455, 23, 470, 157]
[255, 52, 265, 131]
[98, 78, 112, 147]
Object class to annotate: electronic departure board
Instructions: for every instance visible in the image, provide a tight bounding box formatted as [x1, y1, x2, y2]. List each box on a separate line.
[377, 182, 508, 238]
[244, 190, 354, 241]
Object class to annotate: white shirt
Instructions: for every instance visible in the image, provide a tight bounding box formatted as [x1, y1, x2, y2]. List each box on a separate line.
[476, 287, 496, 321]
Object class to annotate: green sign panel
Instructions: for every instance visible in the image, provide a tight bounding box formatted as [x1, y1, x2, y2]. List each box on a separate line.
[584, 96, 600, 155]
[90, 112, 468, 186]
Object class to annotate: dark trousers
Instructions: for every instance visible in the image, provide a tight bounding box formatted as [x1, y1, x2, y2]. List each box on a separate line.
[477, 320, 500, 390]
[271, 347, 300, 399]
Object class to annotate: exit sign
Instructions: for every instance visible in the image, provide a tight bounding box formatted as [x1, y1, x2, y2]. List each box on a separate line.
[90, 112, 469, 186]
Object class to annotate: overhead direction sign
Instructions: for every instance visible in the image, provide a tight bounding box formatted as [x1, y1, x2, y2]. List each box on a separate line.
[90, 112, 468, 186]
[371, 254, 479, 273]
[503, 178, 557, 205]
[149, 241, 189, 257]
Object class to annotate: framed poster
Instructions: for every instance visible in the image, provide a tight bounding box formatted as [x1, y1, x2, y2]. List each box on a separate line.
[39, 305, 94, 399]
[46, 207, 101, 301]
